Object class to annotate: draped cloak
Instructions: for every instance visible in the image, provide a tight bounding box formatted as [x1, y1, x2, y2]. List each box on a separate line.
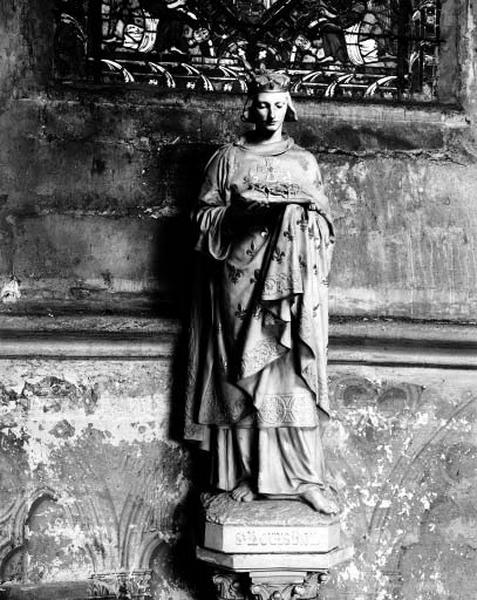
[184, 135, 335, 494]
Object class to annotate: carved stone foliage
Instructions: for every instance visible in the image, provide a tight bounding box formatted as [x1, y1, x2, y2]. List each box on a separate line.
[212, 573, 247, 600]
[250, 573, 325, 600]
[212, 572, 326, 600]
[0, 362, 191, 600]
[324, 371, 477, 599]
[88, 570, 152, 599]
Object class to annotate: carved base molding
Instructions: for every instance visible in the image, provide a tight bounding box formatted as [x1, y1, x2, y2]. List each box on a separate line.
[0, 318, 476, 368]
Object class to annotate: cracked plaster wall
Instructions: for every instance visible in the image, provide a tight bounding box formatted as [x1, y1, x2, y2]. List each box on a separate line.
[0, 361, 476, 600]
[0, 361, 198, 599]
[0, 1, 477, 599]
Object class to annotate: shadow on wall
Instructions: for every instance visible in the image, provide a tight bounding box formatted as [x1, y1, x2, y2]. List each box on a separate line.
[149, 143, 216, 317]
[160, 142, 219, 595]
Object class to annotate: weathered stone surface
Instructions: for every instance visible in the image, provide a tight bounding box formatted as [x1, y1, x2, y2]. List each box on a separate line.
[0, 3, 474, 322]
[197, 545, 354, 573]
[202, 493, 338, 527]
[0, 358, 193, 599]
[326, 155, 477, 319]
[202, 494, 340, 554]
[0, 350, 474, 599]
[320, 368, 477, 600]
[2, 127, 477, 318]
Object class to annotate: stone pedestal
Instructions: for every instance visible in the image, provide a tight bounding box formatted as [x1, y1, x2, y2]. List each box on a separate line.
[197, 494, 353, 600]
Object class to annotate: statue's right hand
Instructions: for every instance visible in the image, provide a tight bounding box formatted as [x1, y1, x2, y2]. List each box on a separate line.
[223, 199, 280, 236]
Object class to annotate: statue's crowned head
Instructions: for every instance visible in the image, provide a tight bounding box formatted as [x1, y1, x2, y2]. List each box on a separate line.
[248, 70, 291, 95]
[242, 70, 298, 124]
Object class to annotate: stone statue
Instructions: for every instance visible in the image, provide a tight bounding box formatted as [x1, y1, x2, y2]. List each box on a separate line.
[185, 71, 337, 515]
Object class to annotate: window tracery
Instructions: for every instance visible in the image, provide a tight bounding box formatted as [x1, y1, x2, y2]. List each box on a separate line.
[55, 0, 441, 101]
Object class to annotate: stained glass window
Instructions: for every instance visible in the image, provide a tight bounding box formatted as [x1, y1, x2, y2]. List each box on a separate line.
[55, 0, 441, 102]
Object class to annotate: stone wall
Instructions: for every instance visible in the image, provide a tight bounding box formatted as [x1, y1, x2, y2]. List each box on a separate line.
[3, 93, 477, 320]
[1, 1, 477, 599]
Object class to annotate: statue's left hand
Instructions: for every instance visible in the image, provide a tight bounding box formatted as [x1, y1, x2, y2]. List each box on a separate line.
[242, 200, 283, 218]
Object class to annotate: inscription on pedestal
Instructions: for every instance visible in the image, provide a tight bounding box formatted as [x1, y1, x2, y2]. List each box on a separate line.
[236, 528, 314, 548]
[205, 522, 340, 554]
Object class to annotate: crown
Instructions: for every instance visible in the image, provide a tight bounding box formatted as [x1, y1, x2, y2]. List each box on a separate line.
[247, 70, 291, 95]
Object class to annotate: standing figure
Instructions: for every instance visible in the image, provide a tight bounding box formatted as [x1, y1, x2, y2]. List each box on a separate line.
[185, 71, 337, 515]
[300, 0, 368, 64]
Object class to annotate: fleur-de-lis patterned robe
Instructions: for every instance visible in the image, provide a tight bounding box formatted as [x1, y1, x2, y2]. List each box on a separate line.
[184, 135, 335, 495]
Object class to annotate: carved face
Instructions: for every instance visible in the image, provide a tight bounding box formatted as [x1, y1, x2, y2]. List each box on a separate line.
[295, 34, 311, 51]
[251, 91, 289, 133]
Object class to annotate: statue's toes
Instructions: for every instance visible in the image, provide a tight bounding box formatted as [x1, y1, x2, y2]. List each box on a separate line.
[230, 489, 242, 501]
[241, 490, 254, 502]
[301, 488, 339, 514]
[230, 484, 251, 502]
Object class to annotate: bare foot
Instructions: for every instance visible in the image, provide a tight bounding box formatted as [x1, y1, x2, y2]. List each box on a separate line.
[301, 486, 339, 514]
[230, 481, 257, 502]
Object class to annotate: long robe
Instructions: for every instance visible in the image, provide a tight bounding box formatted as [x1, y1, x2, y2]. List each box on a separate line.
[184, 135, 334, 495]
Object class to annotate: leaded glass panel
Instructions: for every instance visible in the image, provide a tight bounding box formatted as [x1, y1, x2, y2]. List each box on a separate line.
[55, 0, 441, 101]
